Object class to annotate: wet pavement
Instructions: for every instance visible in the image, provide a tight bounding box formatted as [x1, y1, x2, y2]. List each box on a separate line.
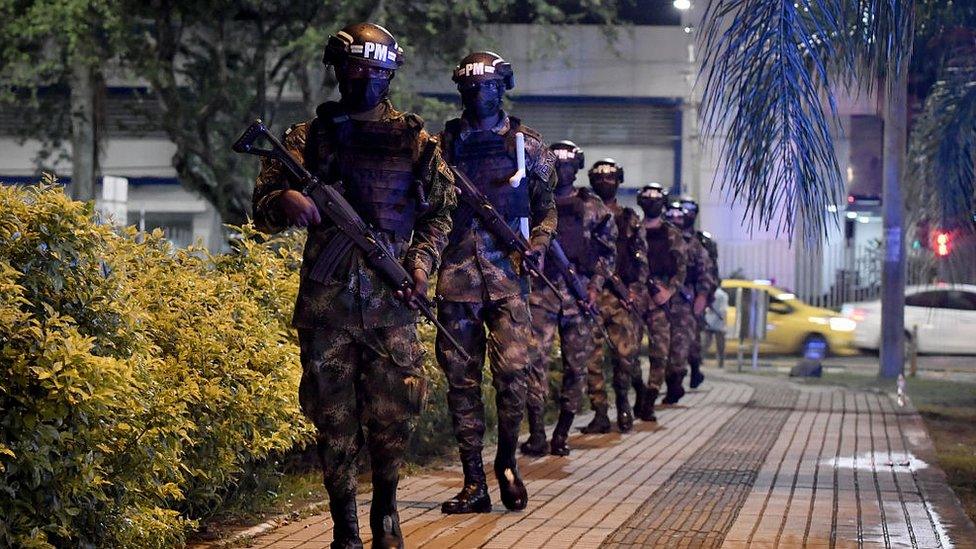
[217, 371, 976, 548]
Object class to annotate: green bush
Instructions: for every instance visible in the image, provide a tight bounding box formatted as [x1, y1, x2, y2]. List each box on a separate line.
[0, 183, 498, 547]
[0, 183, 312, 547]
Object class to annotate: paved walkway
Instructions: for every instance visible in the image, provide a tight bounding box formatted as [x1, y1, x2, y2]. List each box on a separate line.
[237, 372, 976, 548]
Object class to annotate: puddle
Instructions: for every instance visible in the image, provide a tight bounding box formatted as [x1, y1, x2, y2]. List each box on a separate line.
[822, 451, 929, 472]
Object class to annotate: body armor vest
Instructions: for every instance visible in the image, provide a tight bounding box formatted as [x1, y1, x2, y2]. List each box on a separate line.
[547, 192, 593, 280]
[614, 208, 643, 284]
[646, 225, 676, 279]
[445, 117, 531, 232]
[305, 109, 419, 238]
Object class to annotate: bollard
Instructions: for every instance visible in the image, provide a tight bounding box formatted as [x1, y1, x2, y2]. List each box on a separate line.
[909, 324, 918, 377]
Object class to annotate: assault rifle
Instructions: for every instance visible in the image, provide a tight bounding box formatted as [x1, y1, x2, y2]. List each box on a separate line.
[548, 240, 608, 338]
[448, 166, 560, 295]
[605, 273, 640, 316]
[232, 119, 470, 362]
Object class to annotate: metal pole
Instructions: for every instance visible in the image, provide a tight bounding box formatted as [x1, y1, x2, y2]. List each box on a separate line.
[880, 66, 908, 379]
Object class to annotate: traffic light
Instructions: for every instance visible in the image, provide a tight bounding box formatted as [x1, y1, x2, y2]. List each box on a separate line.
[932, 230, 952, 257]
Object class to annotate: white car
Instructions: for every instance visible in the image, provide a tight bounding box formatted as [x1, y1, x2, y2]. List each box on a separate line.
[842, 284, 976, 354]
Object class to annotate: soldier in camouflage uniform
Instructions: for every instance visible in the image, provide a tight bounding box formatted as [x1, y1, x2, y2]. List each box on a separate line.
[662, 201, 716, 404]
[522, 141, 616, 457]
[584, 159, 648, 433]
[251, 23, 456, 549]
[678, 196, 720, 388]
[636, 184, 687, 419]
[435, 51, 557, 515]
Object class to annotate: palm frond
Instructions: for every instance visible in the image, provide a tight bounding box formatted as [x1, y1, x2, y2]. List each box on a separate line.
[908, 49, 976, 230]
[838, 0, 915, 88]
[698, 0, 849, 241]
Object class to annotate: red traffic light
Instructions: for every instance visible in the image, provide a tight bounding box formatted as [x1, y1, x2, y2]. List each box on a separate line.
[932, 230, 952, 257]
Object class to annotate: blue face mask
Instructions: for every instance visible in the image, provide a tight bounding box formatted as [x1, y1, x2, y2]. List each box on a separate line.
[339, 77, 390, 113]
[460, 82, 503, 120]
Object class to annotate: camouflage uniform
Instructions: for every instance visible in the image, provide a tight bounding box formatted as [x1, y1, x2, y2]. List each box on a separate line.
[643, 221, 688, 398]
[668, 228, 716, 395]
[435, 112, 557, 469]
[251, 100, 455, 508]
[687, 231, 719, 379]
[590, 202, 647, 413]
[527, 188, 616, 422]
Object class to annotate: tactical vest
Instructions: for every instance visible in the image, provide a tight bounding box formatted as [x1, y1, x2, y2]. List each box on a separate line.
[646, 225, 676, 279]
[615, 208, 644, 284]
[547, 192, 594, 279]
[444, 117, 531, 230]
[305, 106, 420, 238]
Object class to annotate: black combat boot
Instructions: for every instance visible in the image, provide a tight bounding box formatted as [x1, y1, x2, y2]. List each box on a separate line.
[579, 404, 611, 434]
[616, 390, 634, 432]
[662, 371, 686, 404]
[369, 475, 403, 549]
[495, 421, 528, 511]
[549, 410, 575, 456]
[329, 494, 364, 549]
[636, 386, 658, 422]
[441, 454, 492, 514]
[519, 408, 548, 456]
[632, 380, 646, 420]
[689, 361, 705, 389]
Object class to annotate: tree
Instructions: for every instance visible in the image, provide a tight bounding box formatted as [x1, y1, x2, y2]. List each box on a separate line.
[0, 0, 123, 201]
[699, 0, 975, 377]
[115, 0, 617, 225]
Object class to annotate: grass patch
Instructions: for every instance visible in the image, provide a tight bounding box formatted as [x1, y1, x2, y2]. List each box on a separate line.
[769, 369, 976, 525]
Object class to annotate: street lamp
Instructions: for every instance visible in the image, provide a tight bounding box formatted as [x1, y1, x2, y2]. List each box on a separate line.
[673, 0, 692, 10]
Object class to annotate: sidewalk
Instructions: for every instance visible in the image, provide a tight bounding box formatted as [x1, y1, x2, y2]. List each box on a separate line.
[231, 372, 976, 548]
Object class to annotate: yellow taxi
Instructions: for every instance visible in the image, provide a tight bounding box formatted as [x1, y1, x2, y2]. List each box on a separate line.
[720, 279, 857, 356]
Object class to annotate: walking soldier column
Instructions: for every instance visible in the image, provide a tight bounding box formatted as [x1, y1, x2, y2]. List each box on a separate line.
[584, 159, 648, 433]
[678, 196, 720, 388]
[249, 22, 456, 549]
[663, 200, 713, 404]
[636, 184, 687, 420]
[436, 51, 557, 514]
[522, 141, 616, 456]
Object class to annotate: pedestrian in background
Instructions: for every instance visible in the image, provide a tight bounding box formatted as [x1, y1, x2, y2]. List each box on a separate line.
[703, 286, 728, 369]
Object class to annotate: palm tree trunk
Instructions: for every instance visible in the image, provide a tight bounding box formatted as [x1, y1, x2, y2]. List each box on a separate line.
[880, 68, 909, 378]
[69, 60, 97, 201]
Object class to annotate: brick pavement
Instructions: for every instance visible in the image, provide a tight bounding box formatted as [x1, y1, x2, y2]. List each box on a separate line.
[231, 372, 976, 548]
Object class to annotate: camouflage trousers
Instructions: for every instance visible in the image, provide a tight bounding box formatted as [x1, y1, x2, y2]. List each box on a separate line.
[297, 324, 426, 500]
[668, 296, 694, 380]
[688, 313, 705, 368]
[435, 295, 530, 459]
[526, 302, 593, 417]
[588, 291, 641, 409]
[643, 306, 671, 392]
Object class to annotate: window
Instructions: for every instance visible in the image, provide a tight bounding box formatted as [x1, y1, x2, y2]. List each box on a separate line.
[905, 291, 947, 308]
[943, 291, 976, 311]
[767, 295, 794, 315]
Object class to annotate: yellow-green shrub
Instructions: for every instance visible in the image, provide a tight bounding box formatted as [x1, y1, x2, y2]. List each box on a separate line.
[0, 183, 498, 547]
[0, 184, 312, 547]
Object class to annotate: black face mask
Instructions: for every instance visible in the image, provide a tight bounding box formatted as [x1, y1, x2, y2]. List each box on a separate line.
[591, 179, 619, 202]
[638, 196, 666, 218]
[338, 77, 390, 113]
[555, 163, 578, 195]
[682, 212, 697, 230]
[460, 86, 502, 120]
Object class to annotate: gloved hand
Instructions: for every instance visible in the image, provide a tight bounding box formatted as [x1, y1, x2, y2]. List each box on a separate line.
[278, 190, 321, 227]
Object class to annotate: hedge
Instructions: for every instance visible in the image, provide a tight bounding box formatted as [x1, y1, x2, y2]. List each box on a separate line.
[0, 182, 504, 547]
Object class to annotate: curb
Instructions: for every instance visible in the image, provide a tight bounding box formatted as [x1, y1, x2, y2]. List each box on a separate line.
[203, 499, 329, 548]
